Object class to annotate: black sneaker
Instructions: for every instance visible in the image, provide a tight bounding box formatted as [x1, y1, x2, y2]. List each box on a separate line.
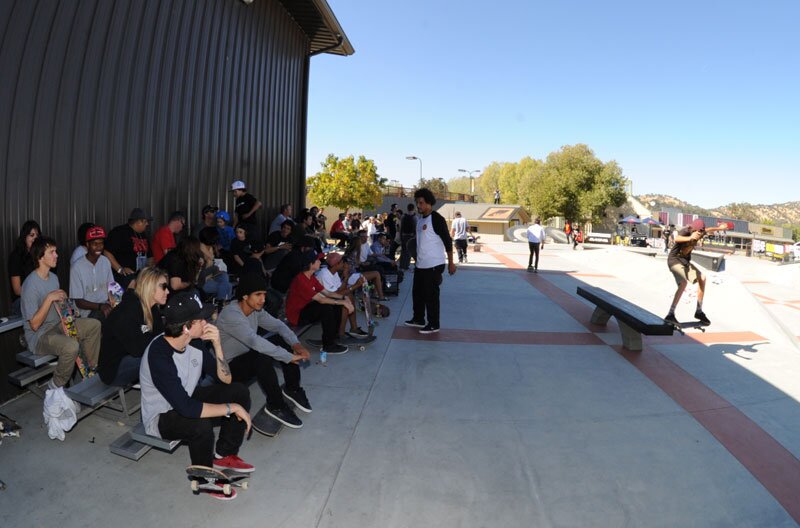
[527, 266, 533, 272]
[346, 328, 370, 339]
[664, 313, 679, 325]
[282, 385, 311, 413]
[419, 325, 440, 334]
[323, 343, 348, 355]
[265, 406, 303, 429]
[694, 310, 711, 325]
[404, 319, 425, 328]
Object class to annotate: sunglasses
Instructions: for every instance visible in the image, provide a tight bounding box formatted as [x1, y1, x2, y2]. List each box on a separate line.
[158, 282, 169, 291]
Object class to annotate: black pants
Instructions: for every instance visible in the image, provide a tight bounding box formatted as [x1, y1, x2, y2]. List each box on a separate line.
[399, 234, 414, 269]
[228, 337, 300, 412]
[454, 239, 468, 262]
[299, 301, 342, 347]
[527, 242, 540, 269]
[157, 382, 251, 467]
[331, 232, 349, 248]
[412, 264, 445, 328]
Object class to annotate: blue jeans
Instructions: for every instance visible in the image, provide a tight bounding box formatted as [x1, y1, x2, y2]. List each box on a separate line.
[110, 355, 141, 387]
[202, 273, 232, 300]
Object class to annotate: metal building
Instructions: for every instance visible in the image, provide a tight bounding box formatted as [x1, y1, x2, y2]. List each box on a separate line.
[0, 0, 352, 400]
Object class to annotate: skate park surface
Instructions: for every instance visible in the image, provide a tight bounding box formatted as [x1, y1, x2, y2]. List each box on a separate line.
[1, 241, 800, 527]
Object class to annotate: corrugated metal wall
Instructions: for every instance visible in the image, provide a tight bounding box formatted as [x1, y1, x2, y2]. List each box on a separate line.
[0, 0, 310, 400]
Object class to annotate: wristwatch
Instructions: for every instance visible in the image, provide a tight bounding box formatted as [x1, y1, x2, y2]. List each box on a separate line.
[225, 403, 231, 418]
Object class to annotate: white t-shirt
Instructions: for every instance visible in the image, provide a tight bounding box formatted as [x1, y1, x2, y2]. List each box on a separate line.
[416, 214, 446, 268]
[359, 243, 372, 264]
[526, 224, 546, 244]
[315, 266, 342, 292]
[69, 255, 114, 317]
[452, 217, 468, 240]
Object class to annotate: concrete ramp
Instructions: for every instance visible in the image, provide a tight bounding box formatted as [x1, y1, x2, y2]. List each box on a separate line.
[546, 227, 569, 244]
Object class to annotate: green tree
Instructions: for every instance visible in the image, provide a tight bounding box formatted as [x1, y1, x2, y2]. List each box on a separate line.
[416, 177, 449, 196]
[307, 154, 385, 210]
[528, 144, 627, 223]
[479, 162, 514, 203]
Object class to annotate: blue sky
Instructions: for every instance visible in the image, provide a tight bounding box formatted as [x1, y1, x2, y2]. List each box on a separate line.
[306, 0, 800, 209]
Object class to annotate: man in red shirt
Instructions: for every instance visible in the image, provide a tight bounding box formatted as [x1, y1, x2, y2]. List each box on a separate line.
[152, 211, 185, 263]
[329, 213, 349, 248]
[286, 252, 353, 355]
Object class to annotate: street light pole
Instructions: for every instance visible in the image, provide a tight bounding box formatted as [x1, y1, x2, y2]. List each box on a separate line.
[406, 155, 422, 185]
[458, 168, 481, 196]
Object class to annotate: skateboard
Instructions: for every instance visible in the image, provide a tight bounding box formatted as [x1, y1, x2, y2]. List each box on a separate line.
[54, 300, 92, 378]
[186, 465, 249, 497]
[306, 335, 377, 351]
[0, 412, 21, 439]
[666, 320, 708, 335]
[251, 407, 282, 437]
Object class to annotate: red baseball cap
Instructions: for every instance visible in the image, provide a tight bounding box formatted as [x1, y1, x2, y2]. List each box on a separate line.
[85, 226, 107, 241]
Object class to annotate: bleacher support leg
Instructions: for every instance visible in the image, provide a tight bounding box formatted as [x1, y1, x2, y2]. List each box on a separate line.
[590, 306, 611, 325]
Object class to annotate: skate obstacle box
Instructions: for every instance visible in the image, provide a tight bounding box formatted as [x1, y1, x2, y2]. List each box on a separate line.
[576, 285, 673, 351]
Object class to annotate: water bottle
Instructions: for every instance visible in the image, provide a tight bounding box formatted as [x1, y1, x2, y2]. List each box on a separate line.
[320, 351, 327, 364]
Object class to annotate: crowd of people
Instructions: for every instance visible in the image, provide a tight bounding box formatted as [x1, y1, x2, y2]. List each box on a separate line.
[5, 182, 461, 500]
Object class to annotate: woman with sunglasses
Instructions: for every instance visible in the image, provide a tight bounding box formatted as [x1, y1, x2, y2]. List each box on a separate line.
[97, 267, 169, 386]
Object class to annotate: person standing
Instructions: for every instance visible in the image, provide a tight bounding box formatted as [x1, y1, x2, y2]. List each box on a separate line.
[493, 189, 501, 204]
[450, 212, 469, 264]
[404, 188, 455, 334]
[231, 180, 262, 239]
[399, 203, 416, 270]
[526, 218, 546, 273]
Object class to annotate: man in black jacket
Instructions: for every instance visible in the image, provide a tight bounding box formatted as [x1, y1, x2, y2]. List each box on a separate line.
[399, 203, 417, 270]
[404, 188, 455, 334]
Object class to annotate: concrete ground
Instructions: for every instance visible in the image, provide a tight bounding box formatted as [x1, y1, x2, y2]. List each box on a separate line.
[1, 241, 799, 527]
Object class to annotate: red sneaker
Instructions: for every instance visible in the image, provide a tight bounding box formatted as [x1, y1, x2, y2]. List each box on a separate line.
[213, 454, 255, 473]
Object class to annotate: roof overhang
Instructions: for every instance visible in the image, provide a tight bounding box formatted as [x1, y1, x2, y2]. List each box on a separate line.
[277, 0, 355, 56]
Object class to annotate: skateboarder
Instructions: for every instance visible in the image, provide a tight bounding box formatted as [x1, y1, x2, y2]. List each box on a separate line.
[216, 273, 312, 430]
[21, 236, 101, 389]
[665, 219, 711, 326]
[139, 291, 254, 493]
[526, 218, 546, 272]
[315, 252, 369, 339]
[404, 188, 456, 334]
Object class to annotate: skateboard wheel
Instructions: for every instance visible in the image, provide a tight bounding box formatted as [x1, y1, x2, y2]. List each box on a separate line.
[191, 480, 199, 492]
[359, 345, 366, 351]
[241, 481, 248, 490]
[223, 483, 231, 495]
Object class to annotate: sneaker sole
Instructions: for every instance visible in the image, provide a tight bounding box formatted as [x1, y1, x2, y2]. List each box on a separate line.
[323, 347, 348, 355]
[419, 328, 440, 334]
[404, 321, 425, 328]
[264, 408, 303, 429]
[281, 389, 312, 414]
[346, 333, 370, 340]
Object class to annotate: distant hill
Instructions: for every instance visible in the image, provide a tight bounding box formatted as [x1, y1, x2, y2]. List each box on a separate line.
[636, 194, 800, 225]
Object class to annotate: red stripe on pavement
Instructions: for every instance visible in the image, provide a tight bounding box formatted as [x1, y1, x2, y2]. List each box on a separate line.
[392, 326, 603, 345]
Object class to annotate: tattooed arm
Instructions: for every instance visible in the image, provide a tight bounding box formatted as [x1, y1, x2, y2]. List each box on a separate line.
[200, 324, 232, 384]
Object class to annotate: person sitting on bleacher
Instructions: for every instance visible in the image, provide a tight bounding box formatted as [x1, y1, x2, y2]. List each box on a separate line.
[263, 235, 317, 318]
[241, 240, 268, 280]
[158, 236, 205, 295]
[329, 213, 349, 249]
[69, 226, 115, 320]
[8, 220, 41, 316]
[139, 291, 253, 499]
[286, 252, 352, 355]
[97, 267, 167, 387]
[69, 222, 95, 265]
[197, 227, 233, 302]
[315, 253, 369, 339]
[343, 233, 388, 301]
[22, 236, 101, 388]
[217, 273, 311, 432]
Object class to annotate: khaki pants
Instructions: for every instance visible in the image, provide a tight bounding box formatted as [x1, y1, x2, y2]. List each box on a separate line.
[36, 318, 102, 387]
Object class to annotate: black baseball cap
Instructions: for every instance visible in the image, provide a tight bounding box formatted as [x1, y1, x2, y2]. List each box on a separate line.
[128, 208, 153, 222]
[162, 291, 215, 324]
[202, 204, 218, 215]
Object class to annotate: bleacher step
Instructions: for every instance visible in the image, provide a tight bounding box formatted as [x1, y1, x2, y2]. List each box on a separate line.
[65, 376, 121, 407]
[109, 431, 152, 461]
[16, 350, 57, 368]
[8, 364, 56, 387]
[130, 423, 180, 451]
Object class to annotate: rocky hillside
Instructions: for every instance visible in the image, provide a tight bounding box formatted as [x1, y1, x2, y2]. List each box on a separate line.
[636, 194, 800, 225]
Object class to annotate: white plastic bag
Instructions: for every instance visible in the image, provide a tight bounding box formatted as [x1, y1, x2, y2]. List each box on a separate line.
[43, 387, 80, 441]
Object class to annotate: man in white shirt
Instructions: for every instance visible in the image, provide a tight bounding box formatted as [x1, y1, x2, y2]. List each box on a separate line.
[315, 253, 369, 339]
[404, 188, 455, 334]
[450, 212, 470, 264]
[69, 226, 115, 319]
[526, 218, 546, 273]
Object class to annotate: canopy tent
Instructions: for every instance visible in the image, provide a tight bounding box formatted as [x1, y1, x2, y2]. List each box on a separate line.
[618, 215, 641, 224]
